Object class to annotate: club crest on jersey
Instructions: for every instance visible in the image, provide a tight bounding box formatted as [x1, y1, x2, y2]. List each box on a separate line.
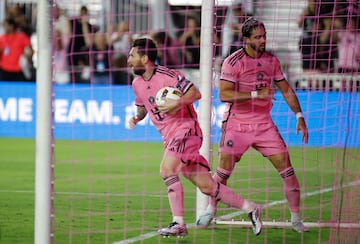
[149, 96, 155, 104]
[256, 72, 264, 81]
[226, 140, 234, 147]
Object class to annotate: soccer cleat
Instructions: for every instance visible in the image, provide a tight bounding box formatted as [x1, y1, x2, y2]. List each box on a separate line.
[292, 220, 309, 233]
[248, 206, 263, 236]
[158, 222, 188, 237]
[196, 205, 216, 228]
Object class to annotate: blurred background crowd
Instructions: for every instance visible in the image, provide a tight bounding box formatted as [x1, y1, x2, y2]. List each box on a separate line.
[0, 0, 359, 86]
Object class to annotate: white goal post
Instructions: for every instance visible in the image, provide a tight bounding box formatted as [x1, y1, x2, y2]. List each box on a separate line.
[196, 0, 215, 220]
[34, 0, 53, 243]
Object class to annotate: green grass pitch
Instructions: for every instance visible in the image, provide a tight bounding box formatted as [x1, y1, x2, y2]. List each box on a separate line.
[0, 138, 359, 243]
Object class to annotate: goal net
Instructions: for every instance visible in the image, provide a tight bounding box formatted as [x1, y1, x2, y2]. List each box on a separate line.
[33, 0, 360, 243]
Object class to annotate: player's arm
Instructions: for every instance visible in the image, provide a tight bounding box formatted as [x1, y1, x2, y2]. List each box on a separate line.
[129, 105, 147, 129]
[219, 79, 249, 103]
[157, 84, 201, 114]
[219, 79, 274, 103]
[276, 79, 309, 144]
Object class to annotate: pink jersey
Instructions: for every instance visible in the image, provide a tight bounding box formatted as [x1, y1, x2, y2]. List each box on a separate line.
[132, 65, 201, 143]
[220, 48, 285, 123]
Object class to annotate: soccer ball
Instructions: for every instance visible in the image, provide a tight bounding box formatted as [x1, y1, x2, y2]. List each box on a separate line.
[155, 86, 182, 106]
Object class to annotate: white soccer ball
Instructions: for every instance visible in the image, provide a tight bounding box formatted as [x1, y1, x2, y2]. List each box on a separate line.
[155, 86, 182, 106]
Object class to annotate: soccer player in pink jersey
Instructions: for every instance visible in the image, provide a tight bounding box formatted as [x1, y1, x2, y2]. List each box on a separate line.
[196, 18, 309, 233]
[127, 37, 263, 237]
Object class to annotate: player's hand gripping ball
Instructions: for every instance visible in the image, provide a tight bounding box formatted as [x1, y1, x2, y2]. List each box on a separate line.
[155, 86, 182, 106]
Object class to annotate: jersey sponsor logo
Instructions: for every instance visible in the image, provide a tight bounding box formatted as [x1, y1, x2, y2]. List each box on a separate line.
[255, 82, 267, 90]
[150, 106, 165, 121]
[148, 96, 165, 121]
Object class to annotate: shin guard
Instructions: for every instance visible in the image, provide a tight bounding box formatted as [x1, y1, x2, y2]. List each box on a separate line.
[164, 175, 184, 217]
[280, 167, 300, 213]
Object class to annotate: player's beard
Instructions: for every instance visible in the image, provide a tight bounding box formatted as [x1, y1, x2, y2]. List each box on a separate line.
[249, 42, 265, 54]
[132, 66, 145, 76]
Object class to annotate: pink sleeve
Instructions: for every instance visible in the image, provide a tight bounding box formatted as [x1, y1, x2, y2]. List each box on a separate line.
[220, 59, 236, 83]
[134, 96, 143, 107]
[132, 79, 144, 107]
[273, 57, 286, 81]
[173, 70, 194, 94]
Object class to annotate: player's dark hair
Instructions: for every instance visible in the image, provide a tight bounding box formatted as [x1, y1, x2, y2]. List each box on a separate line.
[241, 17, 265, 38]
[132, 37, 158, 63]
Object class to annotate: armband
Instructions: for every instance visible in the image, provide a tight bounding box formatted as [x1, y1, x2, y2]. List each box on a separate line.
[251, 91, 258, 98]
[295, 112, 304, 120]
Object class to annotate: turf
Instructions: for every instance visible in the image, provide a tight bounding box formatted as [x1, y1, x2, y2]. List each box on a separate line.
[0, 138, 359, 243]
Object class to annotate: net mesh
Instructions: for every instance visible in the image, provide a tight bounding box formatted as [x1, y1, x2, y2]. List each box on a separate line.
[48, 0, 360, 243]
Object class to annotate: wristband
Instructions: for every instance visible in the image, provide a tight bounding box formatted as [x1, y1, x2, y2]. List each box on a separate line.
[295, 112, 304, 120]
[251, 91, 258, 98]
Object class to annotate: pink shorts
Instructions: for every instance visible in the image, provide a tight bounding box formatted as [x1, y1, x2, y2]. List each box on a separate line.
[164, 127, 210, 170]
[219, 120, 288, 159]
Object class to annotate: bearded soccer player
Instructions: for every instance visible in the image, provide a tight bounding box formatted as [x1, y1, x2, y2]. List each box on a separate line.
[196, 18, 309, 233]
[127, 37, 263, 237]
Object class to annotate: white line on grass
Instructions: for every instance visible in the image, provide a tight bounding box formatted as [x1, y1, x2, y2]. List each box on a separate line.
[112, 179, 360, 244]
[219, 179, 360, 220]
[2, 180, 359, 243]
[0, 190, 166, 198]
